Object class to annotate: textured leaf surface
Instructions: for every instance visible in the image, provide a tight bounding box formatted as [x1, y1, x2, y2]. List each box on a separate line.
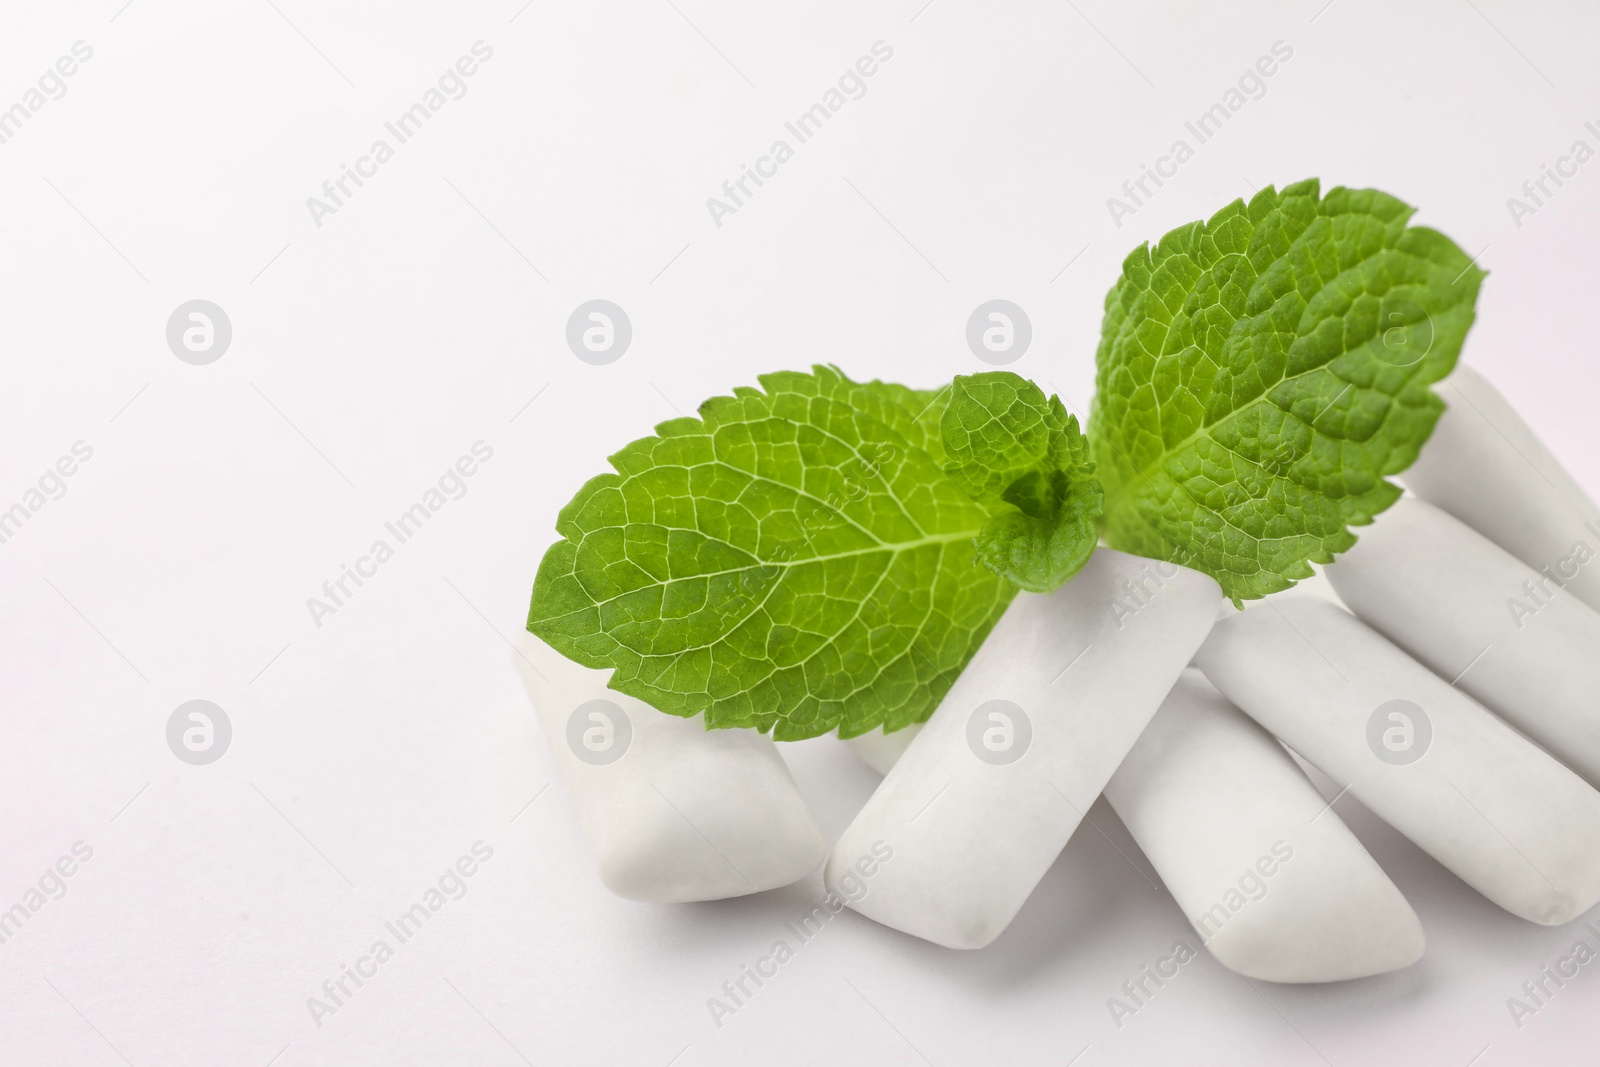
[942, 372, 1103, 592]
[1089, 179, 1484, 602]
[527, 366, 1017, 739]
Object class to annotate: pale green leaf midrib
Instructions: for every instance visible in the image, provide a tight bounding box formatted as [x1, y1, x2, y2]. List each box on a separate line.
[569, 527, 985, 616]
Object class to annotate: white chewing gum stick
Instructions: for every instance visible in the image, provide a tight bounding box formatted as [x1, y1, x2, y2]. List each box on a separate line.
[1105, 670, 1424, 983]
[511, 631, 825, 903]
[841, 723, 923, 776]
[1404, 364, 1600, 613]
[1194, 596, 1600, 925]
[1327, 495, 1600, 788]
[825, 549, 1222, 949]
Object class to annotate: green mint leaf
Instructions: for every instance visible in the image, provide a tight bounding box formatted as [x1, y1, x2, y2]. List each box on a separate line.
[941, 372, 1104, 592]
[526, 365, 1016, 740]
[1090, 178, 1485, 603]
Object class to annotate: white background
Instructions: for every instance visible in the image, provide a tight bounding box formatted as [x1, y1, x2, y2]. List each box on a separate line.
[1, 1, 1597, 1064]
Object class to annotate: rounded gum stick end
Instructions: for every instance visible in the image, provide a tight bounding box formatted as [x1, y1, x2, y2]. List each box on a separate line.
[1207, 913, 1425, 984]
[509, 635, 827, 904]
[826, 868, 1004, 951]
[601, 818, 826, 904]
[1199, 869, 1426, 983]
